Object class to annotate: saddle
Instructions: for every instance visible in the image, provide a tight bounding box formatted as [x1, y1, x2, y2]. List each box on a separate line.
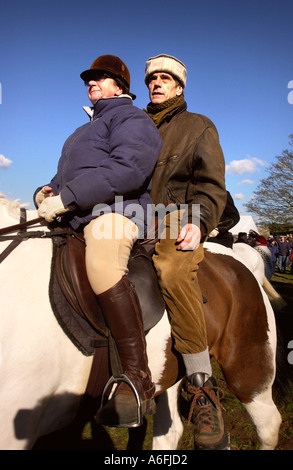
[50, 231, 165, 357]
[48, 231, 166, 405]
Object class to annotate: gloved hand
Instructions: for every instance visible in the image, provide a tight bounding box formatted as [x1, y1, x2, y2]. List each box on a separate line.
[35, 186, 53, 207]
[38, 194, 69, 222]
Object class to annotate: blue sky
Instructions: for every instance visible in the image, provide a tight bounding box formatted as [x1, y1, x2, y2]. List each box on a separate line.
[0, 0, 292, 219]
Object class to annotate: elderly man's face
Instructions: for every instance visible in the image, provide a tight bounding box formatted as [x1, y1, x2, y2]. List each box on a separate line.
[148, 72, 183, 104]
[86, 75, 122, 105]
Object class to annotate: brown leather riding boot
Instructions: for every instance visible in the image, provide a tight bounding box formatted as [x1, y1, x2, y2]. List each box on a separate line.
[95, 276, 156, 427]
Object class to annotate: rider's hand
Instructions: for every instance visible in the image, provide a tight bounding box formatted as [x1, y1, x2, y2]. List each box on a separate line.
[177, 223, 201, 251]
[35, 186, 54, 208]
[38, 194, 69, 222]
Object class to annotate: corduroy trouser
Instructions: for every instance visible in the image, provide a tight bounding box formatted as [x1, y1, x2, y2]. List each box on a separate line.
[153, 210, 208, 355]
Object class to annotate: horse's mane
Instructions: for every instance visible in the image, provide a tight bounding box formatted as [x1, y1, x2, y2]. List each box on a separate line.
[0, 193, 30, 206]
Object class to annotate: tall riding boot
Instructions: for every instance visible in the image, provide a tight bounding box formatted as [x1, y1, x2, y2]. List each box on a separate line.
[95, 275, 156, 427]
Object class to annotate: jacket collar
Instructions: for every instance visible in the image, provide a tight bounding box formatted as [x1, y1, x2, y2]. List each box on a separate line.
[83, 95, 133, 122]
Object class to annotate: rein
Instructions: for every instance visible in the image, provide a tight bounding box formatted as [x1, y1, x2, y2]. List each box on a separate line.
[0, 214, 43, 236]
[0, 209, 78, 263]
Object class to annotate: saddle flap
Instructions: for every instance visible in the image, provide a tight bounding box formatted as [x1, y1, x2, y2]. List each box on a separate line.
[55, 234, 108, 337]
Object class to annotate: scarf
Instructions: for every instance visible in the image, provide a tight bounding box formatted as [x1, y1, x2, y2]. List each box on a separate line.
[144, 95, 186, 127]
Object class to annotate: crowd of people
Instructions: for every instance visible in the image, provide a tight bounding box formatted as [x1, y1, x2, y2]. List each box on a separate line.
[234, 229, 293, 277]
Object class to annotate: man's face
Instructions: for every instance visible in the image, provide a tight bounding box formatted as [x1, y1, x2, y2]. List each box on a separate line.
[86, 75, 122, 105]
[148, 72, 183, 104]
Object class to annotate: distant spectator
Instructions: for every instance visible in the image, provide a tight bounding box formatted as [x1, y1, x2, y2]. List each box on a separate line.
[277, 235, 290, 273]
[249, 230, 258, 238]
[267, 239, 279, 272]
[247, 229, 258, 247]
[234, 232, 248, 244]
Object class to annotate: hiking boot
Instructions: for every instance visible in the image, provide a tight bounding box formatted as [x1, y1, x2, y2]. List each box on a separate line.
[183, 372, 229, 450]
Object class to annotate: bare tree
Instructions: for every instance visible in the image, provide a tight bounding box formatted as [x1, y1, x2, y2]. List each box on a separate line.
[245, 134, 293, 224]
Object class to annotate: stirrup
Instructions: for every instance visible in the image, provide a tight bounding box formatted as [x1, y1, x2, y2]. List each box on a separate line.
[99, 373, 143, 428]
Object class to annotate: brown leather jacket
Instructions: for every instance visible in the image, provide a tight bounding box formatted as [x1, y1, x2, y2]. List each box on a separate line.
[150, 101, 227, 238]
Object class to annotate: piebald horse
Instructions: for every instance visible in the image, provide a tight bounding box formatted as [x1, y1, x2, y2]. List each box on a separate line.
[0, 195, 282, 450]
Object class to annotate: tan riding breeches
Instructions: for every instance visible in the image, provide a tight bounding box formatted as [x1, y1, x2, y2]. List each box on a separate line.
[153, 211, 208, 355]
[83, 213, 139, 295]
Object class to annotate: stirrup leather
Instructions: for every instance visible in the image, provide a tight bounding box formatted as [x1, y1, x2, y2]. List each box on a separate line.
[99, 373, 143, 428]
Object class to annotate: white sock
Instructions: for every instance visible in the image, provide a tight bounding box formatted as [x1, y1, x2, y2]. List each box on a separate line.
[182, 347, 212, 377]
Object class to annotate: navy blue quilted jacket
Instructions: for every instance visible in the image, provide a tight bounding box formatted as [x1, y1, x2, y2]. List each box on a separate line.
[38, 96, 162, 234]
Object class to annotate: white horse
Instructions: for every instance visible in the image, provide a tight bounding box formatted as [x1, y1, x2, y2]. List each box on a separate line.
[232, 242, 287, 312]
[0, 195, 281, 450]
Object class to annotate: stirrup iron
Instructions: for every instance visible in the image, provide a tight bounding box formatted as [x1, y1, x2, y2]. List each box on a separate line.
[99, 373, 143, 428]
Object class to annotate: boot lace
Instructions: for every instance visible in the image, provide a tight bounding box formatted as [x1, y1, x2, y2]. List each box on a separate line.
[186, 384, 226, 430]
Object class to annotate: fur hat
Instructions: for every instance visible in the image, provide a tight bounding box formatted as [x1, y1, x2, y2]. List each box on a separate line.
[144, 54, 187, 88]
[80, 55, 130, 90]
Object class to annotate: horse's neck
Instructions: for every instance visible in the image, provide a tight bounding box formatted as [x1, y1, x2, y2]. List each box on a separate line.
[24, 208, 39, 222]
